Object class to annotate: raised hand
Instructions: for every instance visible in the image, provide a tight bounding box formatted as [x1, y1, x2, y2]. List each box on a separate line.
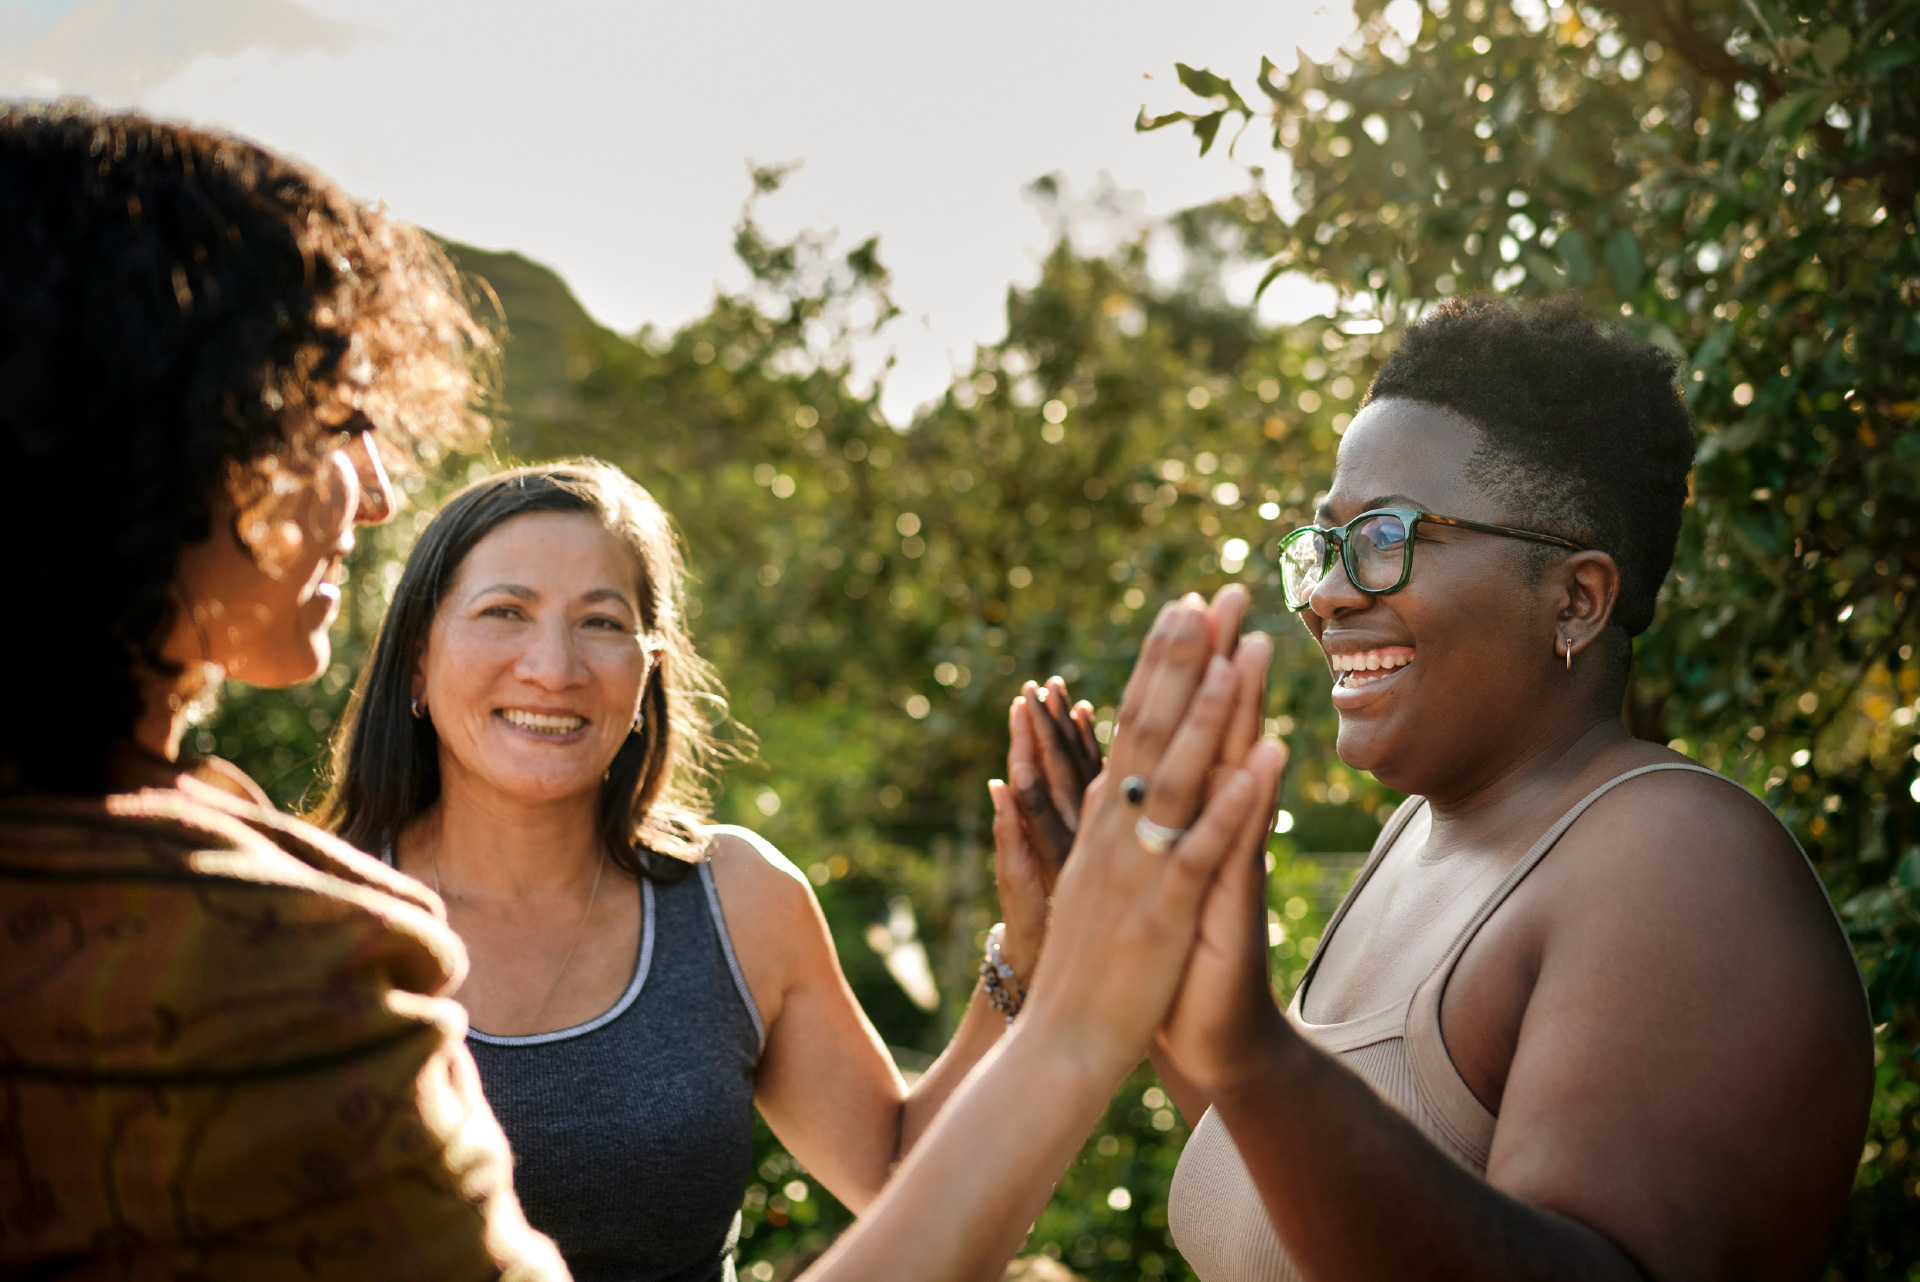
[1004, 584, 1256, 865]
[1006, 677, 1101, 877]
[1154, 635, 1290, 1098]
[1022, 598, 1287, 1075]
[799, 595, 1287, 1282]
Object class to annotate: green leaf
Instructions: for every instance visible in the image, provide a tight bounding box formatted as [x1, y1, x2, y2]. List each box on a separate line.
[1192, 109, 1228, 157]
[1134, 106, 1198, 135]
[1251, 259, 1290, 300]
[1812, 26, 1850, 73]
[1173, 63, 1249, 114]
[1521, 250, 1567, 288]
[1859, 40, 1920, 74]
[1605, 227, 1642, 297]
[1760, 89, 1824, 140]
[1256, 55, 1288, 104]
[1557, 229, 1594, 285]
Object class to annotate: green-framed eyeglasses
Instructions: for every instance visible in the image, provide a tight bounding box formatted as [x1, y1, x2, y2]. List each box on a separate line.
[1277, 507, 1586, 612]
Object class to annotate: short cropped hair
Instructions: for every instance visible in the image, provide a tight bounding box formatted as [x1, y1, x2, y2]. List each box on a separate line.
[0, 102, 491, 795]
[1362, 295, 1695, 638]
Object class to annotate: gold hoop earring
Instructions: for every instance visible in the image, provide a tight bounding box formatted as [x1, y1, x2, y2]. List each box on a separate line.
[1561, 636, 1573, 673]
[411, 696, 427, 720]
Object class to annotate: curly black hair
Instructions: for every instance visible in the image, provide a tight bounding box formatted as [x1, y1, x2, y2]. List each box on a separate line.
[1362, 295, 1696, 642]
[0, 102, 491, 796]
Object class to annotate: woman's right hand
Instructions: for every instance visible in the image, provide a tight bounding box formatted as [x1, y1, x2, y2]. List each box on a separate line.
[1019, 596, 1286, 1082]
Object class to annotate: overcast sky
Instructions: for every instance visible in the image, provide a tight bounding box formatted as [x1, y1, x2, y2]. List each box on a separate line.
[2, 0, 1357, 420]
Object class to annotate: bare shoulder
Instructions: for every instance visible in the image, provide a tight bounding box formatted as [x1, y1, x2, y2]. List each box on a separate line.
[1489, 762, 1873, 1277]
[1550, 763, 1854, 970]
[701, 825, 824, 936]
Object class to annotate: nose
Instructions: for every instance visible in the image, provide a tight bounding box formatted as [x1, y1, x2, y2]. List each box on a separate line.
[1308, 542, 1370, 620]
[344, 431, 395, 525]
[515, 614, 589, 690]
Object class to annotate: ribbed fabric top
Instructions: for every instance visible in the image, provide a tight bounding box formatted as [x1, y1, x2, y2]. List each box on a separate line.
[1167, 763, 1845, 1281]
[383, 835, 764, 1282]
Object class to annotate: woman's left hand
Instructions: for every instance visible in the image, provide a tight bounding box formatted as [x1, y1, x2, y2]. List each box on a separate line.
[989, 678, 1101, 978]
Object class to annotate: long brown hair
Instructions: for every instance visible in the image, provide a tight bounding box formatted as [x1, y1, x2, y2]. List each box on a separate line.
[316, 460, 740, 877]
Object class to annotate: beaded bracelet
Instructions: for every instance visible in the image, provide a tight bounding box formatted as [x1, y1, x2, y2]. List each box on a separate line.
[978, 922, 1027, 1023]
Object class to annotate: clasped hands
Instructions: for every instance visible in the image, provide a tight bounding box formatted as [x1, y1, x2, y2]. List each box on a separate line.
[987, 585, 1291, 1097]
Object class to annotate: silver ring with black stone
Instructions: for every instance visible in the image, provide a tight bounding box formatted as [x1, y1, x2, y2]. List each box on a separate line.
[1121, 774, 1150, 806]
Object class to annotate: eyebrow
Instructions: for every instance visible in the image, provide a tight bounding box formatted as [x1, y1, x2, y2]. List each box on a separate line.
[467, 583, 639, 611]
[1314, 493, 1428, 523]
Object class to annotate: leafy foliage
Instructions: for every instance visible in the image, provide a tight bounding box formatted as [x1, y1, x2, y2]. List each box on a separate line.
[1143, 0, 1920, 1270]
[202, 185, 1381, 1277]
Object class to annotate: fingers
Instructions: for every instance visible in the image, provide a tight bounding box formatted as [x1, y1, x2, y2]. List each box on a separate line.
[988, 778, 1028, 877]
[1206, 583, 1250, 659]
[1025, 679, 1090, 825]
[1072, 700, 1100, 762]
[1215, 633, 1273, 774]
[1161, 740, 1287, 914]
[1110, 598, 1213, 776]
[1115, 595, 1202, 734]
[1139, 654, 1238, 831]
[989, 777, 1055, 901]
[1009, 700, 1076, 875]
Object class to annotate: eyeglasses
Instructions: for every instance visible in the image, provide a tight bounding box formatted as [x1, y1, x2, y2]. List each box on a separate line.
[1277, 507, 1585, 612]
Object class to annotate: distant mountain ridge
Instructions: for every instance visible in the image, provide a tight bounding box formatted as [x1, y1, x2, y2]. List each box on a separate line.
[439, 240, 609, 456]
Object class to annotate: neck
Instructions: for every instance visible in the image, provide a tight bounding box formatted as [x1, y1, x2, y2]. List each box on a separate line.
[406, 759, 606, 901]
[130, 662, 222, 766]
[1421, 712, 1632, 850]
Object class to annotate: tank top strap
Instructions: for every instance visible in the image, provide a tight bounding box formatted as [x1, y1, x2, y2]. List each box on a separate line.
[1287, 793, 1428, 1022]
[1401, 762, 1744, 1166]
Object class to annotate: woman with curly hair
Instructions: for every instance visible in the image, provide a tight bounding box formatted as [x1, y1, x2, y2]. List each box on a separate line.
[0, 100, 1292, 1282]
[0, 102, 566, 1280]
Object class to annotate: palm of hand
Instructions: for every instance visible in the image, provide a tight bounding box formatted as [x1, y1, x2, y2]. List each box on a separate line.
[1003, 588, 1289, 1084]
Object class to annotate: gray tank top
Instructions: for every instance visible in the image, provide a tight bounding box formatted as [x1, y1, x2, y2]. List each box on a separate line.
[390, 839, 765, 1282]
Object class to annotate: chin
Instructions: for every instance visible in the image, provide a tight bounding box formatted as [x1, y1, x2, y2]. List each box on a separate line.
[238, 635, 330, 689]
[1333, 716, 1392, 778]
[489, 768, 608, 805]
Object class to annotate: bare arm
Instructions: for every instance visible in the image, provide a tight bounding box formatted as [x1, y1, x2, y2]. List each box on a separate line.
[803, 596, 1288, 1282]
[713, 701, 1067, 1209]
[1159, 769, 1873, 1282]
[710, 830, 1004, 1213]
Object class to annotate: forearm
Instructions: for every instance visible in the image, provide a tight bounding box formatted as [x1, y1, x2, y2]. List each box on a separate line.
[1215, 1021, 1647, 1282]
[900, 984, 1008, 1152]
[803, 1023, 1120, 1282]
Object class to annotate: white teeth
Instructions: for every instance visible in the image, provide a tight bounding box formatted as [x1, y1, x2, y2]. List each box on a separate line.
[502, 709, 584, 733]
[1331, 651, 1413, 677]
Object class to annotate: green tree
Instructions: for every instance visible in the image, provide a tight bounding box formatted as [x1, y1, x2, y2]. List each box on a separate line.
[512, 180, 1382, 1278]
[200, 185, 1386, 1278]
[1144, 0, 1920, 1271]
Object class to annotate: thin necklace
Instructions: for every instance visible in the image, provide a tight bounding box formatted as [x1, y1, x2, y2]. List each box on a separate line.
[432, 845, 606, 1034]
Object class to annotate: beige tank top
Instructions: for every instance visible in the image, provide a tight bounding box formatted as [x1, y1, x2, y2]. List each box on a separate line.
[1167, 762, 1809, 1281]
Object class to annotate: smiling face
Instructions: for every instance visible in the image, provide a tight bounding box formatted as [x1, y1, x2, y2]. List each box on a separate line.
[1300, 398, 1580, 797]
[168, 433, 394, 688]
[415, 511, 657, 807]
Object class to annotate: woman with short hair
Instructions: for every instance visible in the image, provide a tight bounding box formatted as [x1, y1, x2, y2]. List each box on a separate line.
[1015, 296, 1874, 1282]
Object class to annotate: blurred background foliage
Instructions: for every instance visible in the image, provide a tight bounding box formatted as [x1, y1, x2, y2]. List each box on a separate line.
[201, 0, 1917, 1273]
